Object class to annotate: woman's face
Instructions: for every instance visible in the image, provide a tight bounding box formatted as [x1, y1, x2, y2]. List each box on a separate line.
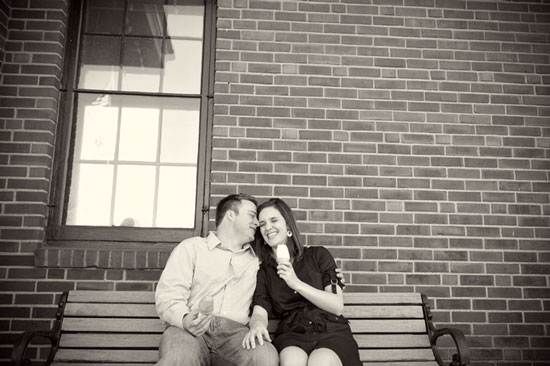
[258, 206, 288, 248]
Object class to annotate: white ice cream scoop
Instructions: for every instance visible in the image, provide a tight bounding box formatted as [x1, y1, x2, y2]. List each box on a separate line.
[276, 245, 291, 263]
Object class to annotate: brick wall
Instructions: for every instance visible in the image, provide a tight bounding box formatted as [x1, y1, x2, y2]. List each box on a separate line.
[0, 0, 549, 365]
[0, 0, 69, 363]
[211, 0, 549, 364]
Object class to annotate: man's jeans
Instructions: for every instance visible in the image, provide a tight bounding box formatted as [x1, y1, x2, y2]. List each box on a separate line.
[156, 316, 279, 366]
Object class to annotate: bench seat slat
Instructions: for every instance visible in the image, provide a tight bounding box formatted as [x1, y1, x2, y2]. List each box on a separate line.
[51, 364, 436, 366]
[354, 334, 431, 348]
[360, 348, 436, 362]
[54, 349, 159, 363]
[54, 348, 435, 363]
[59, 334, 162, 348]
[61, 318, 164, 332]
[52, 364, 155, 366]
[364, 362, 438, 366]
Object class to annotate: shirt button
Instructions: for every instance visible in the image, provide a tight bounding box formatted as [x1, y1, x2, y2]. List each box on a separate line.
[308, 321, 312, 324]
[293, 291, 297, 294]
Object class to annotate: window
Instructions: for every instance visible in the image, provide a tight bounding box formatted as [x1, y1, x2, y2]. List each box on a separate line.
[51, 0, 215, 242]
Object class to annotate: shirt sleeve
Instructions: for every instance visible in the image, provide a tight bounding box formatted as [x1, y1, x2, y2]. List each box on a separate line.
[315, 246, 345, 290]
[251, 264, 273, 316]
[155, 240, 195, 328]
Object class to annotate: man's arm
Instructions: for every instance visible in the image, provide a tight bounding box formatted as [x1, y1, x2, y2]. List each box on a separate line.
[155, 243, 195, 328]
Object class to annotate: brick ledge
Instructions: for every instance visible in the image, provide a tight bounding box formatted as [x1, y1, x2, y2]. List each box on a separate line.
[35, 245, 174, 269]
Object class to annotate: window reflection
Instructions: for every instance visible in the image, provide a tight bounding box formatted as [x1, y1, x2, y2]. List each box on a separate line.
[78, 0, 204, 94]
[114, 165, 156, 226]
[162, 39, 202, 94]
[118, 106, 159, 162]
[126, 0, 165, 37]
[121, 37, 162, 92]
[157, 166, 197, 228]
[75, 94, 118, 160]
[79, 36, 121, 90]
[160, 105, 199, 163]
[66, 94, 200, 228]
[84, 0, 124, 35]
[66, 164, 113, 226]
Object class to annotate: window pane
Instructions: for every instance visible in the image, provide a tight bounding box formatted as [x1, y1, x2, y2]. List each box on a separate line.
[66, 163, 113, 226]
[84, 0, 124, 34]
[156, 166, 197, 228]
[126, 0, 165, 37]
[119, 105, 159, 162]
[121, 37, 162, 92]
[162, 39, 202, 94]
[166, 2, 204, 38]
[79, 35, 121, 90]
[160, 100, 200, 164]
[114, 165, 156, 227]
[74, 94, 119, 161]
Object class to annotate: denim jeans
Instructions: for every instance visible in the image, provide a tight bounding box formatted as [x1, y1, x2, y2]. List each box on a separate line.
[156, 316, 279, 366]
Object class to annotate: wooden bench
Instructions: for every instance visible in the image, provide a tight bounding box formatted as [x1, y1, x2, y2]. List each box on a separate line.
[12, 290, 470, 366]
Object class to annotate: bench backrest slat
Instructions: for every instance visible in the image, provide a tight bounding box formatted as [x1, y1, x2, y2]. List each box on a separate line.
[63, 303, 426, 320]
[64, 303, 157, 317]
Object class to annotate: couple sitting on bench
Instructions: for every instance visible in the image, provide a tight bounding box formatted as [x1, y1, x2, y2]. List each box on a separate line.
[155, 193, 361, 366]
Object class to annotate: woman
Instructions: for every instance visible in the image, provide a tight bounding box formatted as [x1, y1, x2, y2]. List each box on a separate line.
[242, 198, 361, 366]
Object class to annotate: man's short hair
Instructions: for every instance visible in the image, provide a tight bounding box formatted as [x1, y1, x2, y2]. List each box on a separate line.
[215, 193, 258, 227]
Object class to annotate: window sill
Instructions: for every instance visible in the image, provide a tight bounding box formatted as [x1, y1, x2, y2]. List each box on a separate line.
[35, 240, 176, 269]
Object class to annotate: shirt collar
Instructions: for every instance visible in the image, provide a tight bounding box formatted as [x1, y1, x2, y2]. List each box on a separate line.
[206, 232, 256, 255]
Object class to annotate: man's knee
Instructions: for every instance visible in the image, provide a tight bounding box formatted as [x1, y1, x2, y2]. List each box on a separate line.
[157, 326, 207, 366]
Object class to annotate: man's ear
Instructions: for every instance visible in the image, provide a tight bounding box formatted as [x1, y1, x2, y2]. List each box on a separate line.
[225, 209, 236, 222]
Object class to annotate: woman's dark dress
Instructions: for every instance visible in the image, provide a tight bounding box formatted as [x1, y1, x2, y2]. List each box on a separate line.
[252, 246, 362, 366]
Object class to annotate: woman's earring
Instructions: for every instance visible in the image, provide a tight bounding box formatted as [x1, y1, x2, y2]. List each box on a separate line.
[287, 230, 293, 237]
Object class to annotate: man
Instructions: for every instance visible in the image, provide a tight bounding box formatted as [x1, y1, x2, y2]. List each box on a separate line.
[155, 193, 279, 366]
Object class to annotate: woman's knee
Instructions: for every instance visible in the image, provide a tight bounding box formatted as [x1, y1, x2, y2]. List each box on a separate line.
[307, 348, 342, 366]
[280, 346, 308, 366]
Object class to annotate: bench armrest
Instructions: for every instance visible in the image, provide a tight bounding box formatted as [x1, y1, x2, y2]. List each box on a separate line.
[430, 327, 470, 366]
[11, 292, 68, 366]
[11, 330, 58, 366]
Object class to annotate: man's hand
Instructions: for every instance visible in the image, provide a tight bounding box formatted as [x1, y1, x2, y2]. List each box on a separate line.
[335, 267, 346, 287]
[182, 309, 213, 336]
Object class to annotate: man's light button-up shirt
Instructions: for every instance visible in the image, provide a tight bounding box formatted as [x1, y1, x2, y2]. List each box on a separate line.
[155, 232, 260, 328]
